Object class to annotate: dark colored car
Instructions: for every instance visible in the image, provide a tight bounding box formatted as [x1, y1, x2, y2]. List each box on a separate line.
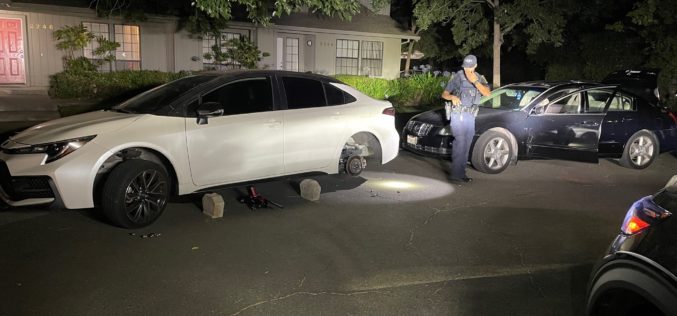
[586, 175, 677, 316]
[402, 70, 677, 173]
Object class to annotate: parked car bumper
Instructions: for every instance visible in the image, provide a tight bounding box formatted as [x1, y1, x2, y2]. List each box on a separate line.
[0, 144, 107, 209]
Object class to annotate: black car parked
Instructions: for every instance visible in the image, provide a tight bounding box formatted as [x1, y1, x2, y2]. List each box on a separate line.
[402, 70, 677, 173]
[586, 175, 677, 316]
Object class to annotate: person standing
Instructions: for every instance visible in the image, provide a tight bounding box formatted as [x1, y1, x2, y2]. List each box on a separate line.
[441, 55, 491, 184]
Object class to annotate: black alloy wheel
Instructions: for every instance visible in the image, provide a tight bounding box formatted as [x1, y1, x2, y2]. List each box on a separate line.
[102, 160, 170, 228]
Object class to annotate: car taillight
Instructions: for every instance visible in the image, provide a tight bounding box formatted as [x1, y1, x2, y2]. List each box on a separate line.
[621, 196, 672, 235]
[382, 107, 396, 116]
[668, 111, 677, 124]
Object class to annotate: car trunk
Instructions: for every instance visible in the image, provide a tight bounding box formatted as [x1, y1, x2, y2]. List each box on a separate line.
[602, 69, 659, 104]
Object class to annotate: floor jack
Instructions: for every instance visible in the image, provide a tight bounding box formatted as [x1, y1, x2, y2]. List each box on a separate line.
[238, 185, 284, 210]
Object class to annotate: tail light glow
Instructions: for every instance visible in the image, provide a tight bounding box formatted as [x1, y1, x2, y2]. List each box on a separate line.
[620, 196, 672, 235]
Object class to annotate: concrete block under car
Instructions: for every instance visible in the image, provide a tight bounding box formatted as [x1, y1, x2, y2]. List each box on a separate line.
[202, 193, 224, 218]
[299, 179, 321, 201]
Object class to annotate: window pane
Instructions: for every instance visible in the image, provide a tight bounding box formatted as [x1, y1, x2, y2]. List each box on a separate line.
[202, 78, 273, 115]
[284, 77, 325, 109]
[82, 22, 109, 59]
[325, 83, 346, 106]
[546, 93, 582, 114]
[608, 93, 634, 111]
[115, 24, 140, 61]
[587, 90, 613, 113]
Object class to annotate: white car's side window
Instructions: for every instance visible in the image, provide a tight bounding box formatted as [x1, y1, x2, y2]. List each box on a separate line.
[202, 77, 274, 115]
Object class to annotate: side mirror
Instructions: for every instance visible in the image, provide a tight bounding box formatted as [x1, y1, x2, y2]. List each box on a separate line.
[531, 105, 545, 115]
[196, 102, 224, 125]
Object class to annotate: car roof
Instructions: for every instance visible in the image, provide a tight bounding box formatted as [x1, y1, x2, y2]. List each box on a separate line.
[196, 69, 342, 83]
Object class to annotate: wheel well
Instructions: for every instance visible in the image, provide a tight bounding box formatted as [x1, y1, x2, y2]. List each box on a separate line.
[485, 127, 518, 163]
[93, 148, 179, 204]
[590, 287, 663, 316]
[346, 132, 383, 165]
[625, 129, 661, 151]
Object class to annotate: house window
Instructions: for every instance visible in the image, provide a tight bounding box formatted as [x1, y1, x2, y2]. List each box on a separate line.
[285, 38, 299, 71]
[82, 22, 140, 71]
[361, 41, 383, 76]
[114, 24, 140, 70]
[82, 22, 109, 60]
[336, 39, 359, 75]
[202, 32, 243, 70]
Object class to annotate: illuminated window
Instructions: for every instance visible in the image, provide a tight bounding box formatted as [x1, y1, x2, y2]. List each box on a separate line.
[361, 41, 383, 76]
[336, 39, 359, 75]
[114, 24, 140, 70]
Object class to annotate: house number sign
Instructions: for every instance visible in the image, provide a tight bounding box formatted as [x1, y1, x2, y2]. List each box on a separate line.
[28, 24, 54, 30]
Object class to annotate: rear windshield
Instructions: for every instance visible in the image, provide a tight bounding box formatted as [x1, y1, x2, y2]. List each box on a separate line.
[113, 75, 216, 114]
[479, 87, 546, 110]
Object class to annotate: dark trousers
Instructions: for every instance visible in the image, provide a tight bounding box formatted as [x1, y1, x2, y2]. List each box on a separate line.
[450, 112, 475, 179]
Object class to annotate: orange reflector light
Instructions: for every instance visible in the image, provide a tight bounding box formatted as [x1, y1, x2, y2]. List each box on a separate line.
[623, 215, 650, 235]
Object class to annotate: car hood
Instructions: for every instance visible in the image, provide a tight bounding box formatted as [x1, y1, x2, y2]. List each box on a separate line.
[411, 107, 514, 126]
[7, 110, 142, 146]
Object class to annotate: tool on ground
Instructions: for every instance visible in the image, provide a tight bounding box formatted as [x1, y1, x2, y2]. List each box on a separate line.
[238, 185, 284, 210]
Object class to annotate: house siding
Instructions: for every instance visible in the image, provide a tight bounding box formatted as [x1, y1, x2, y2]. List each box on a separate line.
[1, 3, 415, 89]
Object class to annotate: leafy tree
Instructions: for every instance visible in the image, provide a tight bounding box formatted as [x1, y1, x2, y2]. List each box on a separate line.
[447, 0, 568, 87]
[392, 0, 456, 76]
[203, 37, 270, 70]
[607, 0, 676, 107]
[53, 25, 95, 61]
[93, 36, 121, 72]
[193, 0, 382, 26]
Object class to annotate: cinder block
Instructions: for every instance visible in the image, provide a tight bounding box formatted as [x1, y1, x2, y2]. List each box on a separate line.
[299, 179, 321, 201]
[202, 193, 224, 218]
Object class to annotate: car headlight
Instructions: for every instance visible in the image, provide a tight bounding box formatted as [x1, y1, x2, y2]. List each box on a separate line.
[438, 126, 453, 136]
[6, 135, 96, 163]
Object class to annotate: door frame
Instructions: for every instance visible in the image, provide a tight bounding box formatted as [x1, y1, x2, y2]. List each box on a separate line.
[0, 15, 28, 85]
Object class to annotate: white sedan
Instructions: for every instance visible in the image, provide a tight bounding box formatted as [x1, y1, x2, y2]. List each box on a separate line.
[0, 70, 399, 228]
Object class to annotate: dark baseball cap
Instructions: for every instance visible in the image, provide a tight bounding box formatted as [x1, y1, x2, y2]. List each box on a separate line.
[462, 55, 477, 68]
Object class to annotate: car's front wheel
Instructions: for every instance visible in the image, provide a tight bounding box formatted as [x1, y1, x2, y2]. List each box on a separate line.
[102, 160, 170, 228]
[471, 131, 512, 174]
[620, 131, 659, 169]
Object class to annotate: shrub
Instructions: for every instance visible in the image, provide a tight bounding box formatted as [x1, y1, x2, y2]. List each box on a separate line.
[335, 74, 448, 109]
[49, 70, 190, 99]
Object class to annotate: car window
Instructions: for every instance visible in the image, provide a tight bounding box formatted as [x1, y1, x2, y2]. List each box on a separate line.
[586, 89, 613, 113]
[545, 92, 581, 114]
[325, 83, 356, 106]
[478, 87, 545, 110]
[114, 75, 216, 114]
[607, 93, 635, 112]
[283, 77, 326, 109]
[201, 77, 273, 115]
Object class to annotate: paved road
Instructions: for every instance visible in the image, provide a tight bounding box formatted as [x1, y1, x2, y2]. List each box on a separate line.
[1, 151, 676, 316]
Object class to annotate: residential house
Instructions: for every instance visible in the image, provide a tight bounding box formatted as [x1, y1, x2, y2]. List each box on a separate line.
[0, 0, 417, 91]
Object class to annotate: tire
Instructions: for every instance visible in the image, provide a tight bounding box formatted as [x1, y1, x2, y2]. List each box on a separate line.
[620, 131, 659, 169]
[101, 160, 170, 228]
[471, 131, 512, 174]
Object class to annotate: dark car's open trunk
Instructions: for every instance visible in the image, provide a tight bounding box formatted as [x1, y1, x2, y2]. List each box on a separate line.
[602, 69, 659, 104]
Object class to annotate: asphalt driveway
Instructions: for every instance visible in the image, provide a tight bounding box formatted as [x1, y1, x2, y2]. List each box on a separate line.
[1, 151, 676, 316]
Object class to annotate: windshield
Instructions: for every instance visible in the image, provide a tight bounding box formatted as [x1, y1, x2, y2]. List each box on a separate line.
[478, 86, 546, 110]
[113, 75, 216, 114]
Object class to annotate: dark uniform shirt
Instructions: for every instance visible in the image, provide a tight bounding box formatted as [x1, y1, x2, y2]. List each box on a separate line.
[445, 70, 488, 107]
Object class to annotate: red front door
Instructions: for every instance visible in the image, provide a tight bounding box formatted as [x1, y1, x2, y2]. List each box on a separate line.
[0, 18, 25, 84]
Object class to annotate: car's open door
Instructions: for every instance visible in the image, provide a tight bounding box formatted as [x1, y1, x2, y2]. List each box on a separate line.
[525, 89, 611, 163]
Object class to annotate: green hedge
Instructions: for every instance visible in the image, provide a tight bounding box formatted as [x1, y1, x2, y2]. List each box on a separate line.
[49, 70, 190, 99]
[335, 74, 448, 109]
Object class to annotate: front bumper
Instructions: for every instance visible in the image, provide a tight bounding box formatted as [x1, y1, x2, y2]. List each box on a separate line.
[401, 122, 453, 157]
[0, 142, 108, 209]
[0, 161, 58, 207]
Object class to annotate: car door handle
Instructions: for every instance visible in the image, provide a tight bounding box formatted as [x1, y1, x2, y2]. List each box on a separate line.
[582, 121, 600, 126]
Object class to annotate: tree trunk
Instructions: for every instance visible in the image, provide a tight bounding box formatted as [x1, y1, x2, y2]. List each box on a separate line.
[492, 0, 501, 88]
[404, 40, 414, 76]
